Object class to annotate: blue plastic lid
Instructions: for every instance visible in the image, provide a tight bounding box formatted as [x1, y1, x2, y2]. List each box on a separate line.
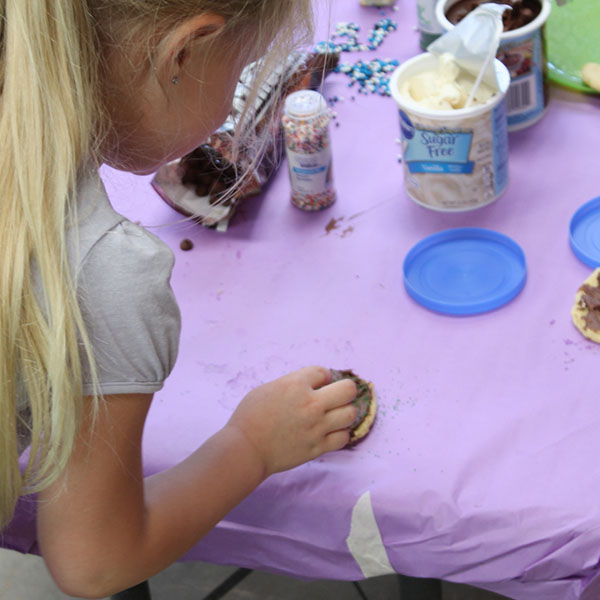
[403, 227, 527, 316]
[569, 196, 600, 268]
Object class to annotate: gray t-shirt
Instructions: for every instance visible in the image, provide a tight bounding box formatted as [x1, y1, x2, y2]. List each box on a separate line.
[18, 170, 181, 452]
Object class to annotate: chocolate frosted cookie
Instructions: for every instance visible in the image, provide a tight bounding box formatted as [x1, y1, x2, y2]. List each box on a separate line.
[571, 268, 600, 343]
[331, 369, 377, 444]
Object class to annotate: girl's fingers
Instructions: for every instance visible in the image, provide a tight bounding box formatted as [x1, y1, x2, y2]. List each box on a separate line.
[322, 403, 357, 433]
[316, 378, 357, 410]
[297, 365, 332, 390]
[323, 429, 351, 453]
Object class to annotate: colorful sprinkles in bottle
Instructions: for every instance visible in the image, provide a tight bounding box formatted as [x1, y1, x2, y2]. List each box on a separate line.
[282, 90, 336, 211]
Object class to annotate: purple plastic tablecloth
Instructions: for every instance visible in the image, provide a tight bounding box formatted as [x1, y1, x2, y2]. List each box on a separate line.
[4, 2, 600, 599]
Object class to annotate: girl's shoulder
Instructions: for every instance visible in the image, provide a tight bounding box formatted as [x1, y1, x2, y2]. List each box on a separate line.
[72, 170, 181, 397]
[73, 169, 177, 302]
[72, 170, 174, 274]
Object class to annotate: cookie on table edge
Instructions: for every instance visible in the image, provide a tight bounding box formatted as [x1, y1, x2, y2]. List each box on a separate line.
[571, 267, 600, 343]
[330, 369, 377, 445]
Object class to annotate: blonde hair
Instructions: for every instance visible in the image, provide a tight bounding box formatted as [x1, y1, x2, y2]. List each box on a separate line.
[0, 0, 313, 529]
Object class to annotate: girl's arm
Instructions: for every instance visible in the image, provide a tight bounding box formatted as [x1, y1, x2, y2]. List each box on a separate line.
[37, 366, 356, 599]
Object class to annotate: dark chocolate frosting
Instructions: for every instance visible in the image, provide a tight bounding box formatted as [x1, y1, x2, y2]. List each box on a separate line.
[580, 272, 600, 332]
[330, 369, 372, 430]
[445, 0, 541, 32]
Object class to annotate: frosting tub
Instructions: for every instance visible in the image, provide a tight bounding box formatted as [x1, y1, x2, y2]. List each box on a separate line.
[390, 52, 510, 212]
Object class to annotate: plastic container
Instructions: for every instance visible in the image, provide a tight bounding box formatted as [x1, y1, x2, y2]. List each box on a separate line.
[282, 90, 336, 211]
[389, 53, 510, 212]
[417, 0, 444, 50]
[403, 227, 527, 315]
[436, 0, 552, 131]
[569, 196, 600, 268]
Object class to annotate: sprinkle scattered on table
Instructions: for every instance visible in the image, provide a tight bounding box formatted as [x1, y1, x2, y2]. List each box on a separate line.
[315, 18, 398, 53]
[338, 58, 400, 96]
[314, 18, 399, 96]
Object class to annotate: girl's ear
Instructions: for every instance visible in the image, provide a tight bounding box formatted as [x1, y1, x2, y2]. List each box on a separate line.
[155, 13, 226, 85]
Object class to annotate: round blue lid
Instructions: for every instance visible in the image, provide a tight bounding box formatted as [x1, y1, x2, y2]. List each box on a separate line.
[569, 196, 600, 268]
[403, 227, 527, 316]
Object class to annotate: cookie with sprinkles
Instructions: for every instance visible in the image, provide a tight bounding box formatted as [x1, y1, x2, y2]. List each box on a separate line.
[330, 369, 377, 444]
[571, 268, 600, 343]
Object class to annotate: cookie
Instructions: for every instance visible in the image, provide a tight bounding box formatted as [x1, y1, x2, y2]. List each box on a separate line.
[582, 62, 600, 92]
[330, 369, 377, 444]
[571, 268, 600, 343]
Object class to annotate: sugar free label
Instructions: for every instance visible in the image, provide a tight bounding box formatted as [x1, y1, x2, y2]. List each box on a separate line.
[400, 113, 474, 174]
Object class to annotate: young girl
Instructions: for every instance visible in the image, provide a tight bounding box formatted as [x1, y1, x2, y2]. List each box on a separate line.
[0, 1, 357, 597]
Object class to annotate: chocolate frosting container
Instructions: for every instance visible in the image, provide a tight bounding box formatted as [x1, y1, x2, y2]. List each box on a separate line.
[436, 0, 552, 131]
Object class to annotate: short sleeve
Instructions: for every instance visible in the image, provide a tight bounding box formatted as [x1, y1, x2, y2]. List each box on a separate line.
[77, 220, 181, 396]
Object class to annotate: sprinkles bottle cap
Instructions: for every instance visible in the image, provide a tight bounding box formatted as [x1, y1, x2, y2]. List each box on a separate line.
[284, 90, 327, 120]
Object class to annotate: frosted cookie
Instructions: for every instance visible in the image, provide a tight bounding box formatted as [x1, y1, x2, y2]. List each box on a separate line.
[331, 369, 377, 444]
[582, 63, 600, 92]
[571, 268, 600, 343]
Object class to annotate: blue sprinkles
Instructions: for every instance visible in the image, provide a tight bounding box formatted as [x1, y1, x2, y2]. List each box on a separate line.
[315, 18, 397, 54]
[315, 18, 399, 97]
[338, 58, 399, 96]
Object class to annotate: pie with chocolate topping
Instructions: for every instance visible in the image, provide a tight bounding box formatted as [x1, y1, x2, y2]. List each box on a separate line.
[330, 369, 377, 445]
[571, 268, 600, 343]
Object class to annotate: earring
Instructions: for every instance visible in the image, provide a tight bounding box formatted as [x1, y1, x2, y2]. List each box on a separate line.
[172, 76, 179, 85]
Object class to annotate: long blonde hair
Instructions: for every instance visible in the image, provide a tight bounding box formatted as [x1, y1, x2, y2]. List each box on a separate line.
[0, 0, 313, 529]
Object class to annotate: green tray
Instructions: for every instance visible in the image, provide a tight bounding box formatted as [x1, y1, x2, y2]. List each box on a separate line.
[545, 0, 600, 93]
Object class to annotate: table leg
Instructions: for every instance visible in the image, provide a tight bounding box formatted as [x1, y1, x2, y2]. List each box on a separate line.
[397, 575, 443, 600]
[201, 568, 253, 600]
[352, 581, 370, 600]
[110, 580, 152, 600]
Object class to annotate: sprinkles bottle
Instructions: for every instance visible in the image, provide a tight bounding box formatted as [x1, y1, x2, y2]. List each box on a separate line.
[282, 90, 336, 211]
[416, 0, 443, 49]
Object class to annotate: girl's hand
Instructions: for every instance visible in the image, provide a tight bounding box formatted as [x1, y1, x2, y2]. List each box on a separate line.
[38, 369, 356, 596]
[226, 366, 357, 477]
